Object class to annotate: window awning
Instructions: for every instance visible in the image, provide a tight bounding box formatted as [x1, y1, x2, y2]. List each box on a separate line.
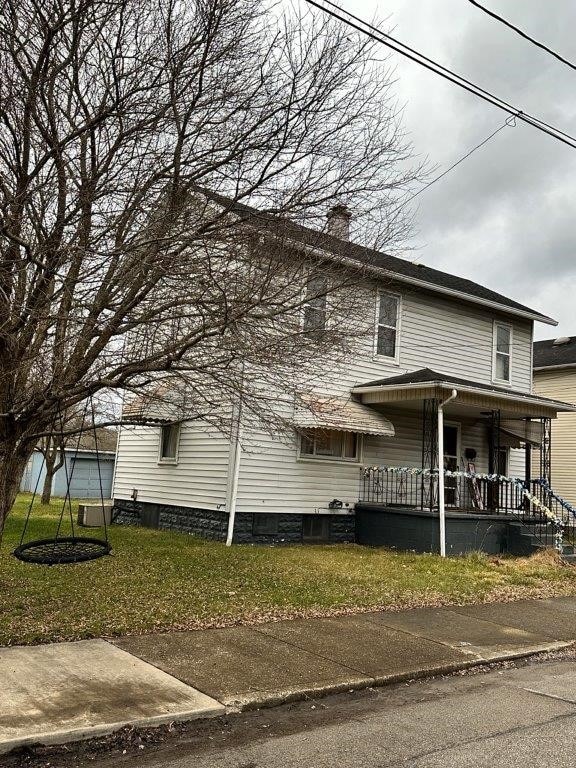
[499, 419, 543, 448]
[294, 396, 395, 437]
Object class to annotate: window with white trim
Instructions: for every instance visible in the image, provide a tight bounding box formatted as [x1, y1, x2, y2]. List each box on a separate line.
[493, 322, 512, 383]
[159, 423, 180, 462]
[302, 275, 328, 334]
[375, 291, 400, 359]
[299, 429, 359, 461]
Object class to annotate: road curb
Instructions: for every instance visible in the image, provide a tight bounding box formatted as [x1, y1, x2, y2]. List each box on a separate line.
[224, 641, 573, 712]
[0, 705, 225, 756]
[3, 641, 572, 755]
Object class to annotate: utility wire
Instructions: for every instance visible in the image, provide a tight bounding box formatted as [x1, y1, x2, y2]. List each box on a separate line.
[401, 116, 515, 208]
[304, 0, 576, 150]
[468, 0, 576, 73]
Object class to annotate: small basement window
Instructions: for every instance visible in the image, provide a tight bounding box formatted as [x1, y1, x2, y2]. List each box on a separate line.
[299, 429, 360, 462]
[252, 515, 279, 536]
[159, 423, 180, 463]
[303, 515, 330, 542]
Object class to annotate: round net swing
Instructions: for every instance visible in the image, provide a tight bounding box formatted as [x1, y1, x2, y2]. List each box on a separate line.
[13, 398, 112, 566]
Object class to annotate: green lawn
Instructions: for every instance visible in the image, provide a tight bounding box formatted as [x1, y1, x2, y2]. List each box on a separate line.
[1, 494, 575, 646]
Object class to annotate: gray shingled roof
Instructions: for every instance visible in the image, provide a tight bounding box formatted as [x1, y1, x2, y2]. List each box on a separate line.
[534, 337, 576, 369]
[355, 367, 570, 407]
[202, 189, 555, 325]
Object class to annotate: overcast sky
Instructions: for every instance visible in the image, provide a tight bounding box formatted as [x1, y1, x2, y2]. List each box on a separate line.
[346, 0, 576, 339]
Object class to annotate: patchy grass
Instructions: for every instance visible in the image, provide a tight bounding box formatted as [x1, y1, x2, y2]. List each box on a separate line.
[1, 494, 576, 646]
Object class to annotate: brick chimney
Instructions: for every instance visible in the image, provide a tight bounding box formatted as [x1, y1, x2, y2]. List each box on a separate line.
[326, 204, 352, 241]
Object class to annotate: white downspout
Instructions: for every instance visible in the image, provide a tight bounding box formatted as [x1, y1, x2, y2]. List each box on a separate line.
[225, 399, 243, 547]
[437, 389, 458, 557]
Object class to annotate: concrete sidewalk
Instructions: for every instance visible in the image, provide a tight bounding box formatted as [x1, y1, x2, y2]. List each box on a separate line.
[2, 597, 576, 754]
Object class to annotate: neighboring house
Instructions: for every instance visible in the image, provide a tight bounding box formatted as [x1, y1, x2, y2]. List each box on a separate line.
[21, 429, 118, 499]
[112, 200, 575, 555]
[533, 336, 576, 507]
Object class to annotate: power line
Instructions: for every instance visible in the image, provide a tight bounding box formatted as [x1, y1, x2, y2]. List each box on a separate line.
[304, 0, 576, 150]
[468, 0, 576, 73]
[402, 116, 515, 207]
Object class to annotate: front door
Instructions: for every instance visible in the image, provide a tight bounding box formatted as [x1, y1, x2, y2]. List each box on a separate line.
[443, 424, 460, 506]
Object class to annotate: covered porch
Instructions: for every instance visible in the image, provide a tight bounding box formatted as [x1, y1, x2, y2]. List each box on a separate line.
[352, 368, 576, 556]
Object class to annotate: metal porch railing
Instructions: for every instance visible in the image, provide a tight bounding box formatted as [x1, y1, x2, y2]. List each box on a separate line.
[360, 466, 567, 552]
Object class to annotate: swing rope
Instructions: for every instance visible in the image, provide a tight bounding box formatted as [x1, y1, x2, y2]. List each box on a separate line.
[51, 398, 89, 547]
[13, 396, 112, 565]
[90, 395, 109, 545]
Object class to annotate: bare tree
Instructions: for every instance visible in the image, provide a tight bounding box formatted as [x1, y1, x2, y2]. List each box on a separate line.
[0, 0, 419, 533]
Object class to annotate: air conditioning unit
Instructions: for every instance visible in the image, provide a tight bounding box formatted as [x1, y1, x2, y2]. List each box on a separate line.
[77, 504, 112, 527]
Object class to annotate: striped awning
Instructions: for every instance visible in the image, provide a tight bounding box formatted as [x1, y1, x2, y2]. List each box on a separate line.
[294, 395, 395, 437]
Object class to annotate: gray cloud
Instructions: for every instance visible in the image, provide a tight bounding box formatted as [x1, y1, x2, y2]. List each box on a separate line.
[353, 0, 576, 338]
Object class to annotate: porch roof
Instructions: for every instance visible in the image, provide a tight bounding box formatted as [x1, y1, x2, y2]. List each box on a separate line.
[352, 368, 576, 419]
[294, 395, 395, 437]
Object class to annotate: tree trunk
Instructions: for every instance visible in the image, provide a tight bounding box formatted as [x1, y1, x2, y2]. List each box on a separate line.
[0, 447, 32, 539]
[41, 466, 54, 505]
[41, 451, 58, 505]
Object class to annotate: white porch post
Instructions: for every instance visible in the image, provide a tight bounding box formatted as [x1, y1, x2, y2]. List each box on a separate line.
[437, 389, 458, 557]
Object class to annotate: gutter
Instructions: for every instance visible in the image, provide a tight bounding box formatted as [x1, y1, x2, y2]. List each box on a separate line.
[534, 363, 576, 372]
[225, 397, 243, 547]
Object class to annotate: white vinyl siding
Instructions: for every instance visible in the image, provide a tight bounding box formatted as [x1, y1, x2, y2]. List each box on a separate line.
[508, 448, 526, 481]
[301, 287, 533, 397]
[114, 281, 535, 516]
[113, 420, 230, 510]
[235, 407, 492, 516]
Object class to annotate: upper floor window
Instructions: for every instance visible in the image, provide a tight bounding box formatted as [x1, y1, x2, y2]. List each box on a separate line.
[375, 291, 400, 359]
[159, 423, 180, 463]
[493, 322, 512, 383]
[302, 275, 328, 333]
[299, 429, 360, 462]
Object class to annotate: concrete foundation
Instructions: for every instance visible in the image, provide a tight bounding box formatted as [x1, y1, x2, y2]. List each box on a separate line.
[355, 504, 534, 556]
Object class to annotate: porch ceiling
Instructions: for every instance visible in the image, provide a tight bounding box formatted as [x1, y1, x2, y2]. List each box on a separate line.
[352, 368, 576, 420]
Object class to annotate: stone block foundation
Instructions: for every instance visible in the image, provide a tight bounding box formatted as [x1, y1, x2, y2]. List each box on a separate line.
[112, 499, 355, 545]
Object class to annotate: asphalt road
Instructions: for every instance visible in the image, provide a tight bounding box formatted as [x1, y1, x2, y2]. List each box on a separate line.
[67, 657, 576, 768]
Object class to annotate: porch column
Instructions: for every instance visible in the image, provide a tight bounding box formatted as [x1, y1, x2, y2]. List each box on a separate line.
[523, 417, 532, 484]
[539, 417, 552, 485]
[487, 409, 501, 512]
[421, 398, 438, 510]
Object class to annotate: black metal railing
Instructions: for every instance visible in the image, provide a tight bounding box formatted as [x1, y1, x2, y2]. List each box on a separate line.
[360, 467, 565, 552]
[532, 479, 576, 539]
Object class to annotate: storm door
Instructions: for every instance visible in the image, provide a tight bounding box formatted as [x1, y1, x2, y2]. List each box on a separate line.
[443, 424, 460, 507]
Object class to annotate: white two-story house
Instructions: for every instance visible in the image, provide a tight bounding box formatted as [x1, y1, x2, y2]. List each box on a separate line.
[112, 200, 574, 555]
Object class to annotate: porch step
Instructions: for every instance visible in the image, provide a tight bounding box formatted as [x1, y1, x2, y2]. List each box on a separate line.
[507, 521, 549, 556]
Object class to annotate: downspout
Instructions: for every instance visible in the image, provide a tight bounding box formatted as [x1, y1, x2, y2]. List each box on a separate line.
[437, 389, 458, 557]
[225, 397, 243, 547]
